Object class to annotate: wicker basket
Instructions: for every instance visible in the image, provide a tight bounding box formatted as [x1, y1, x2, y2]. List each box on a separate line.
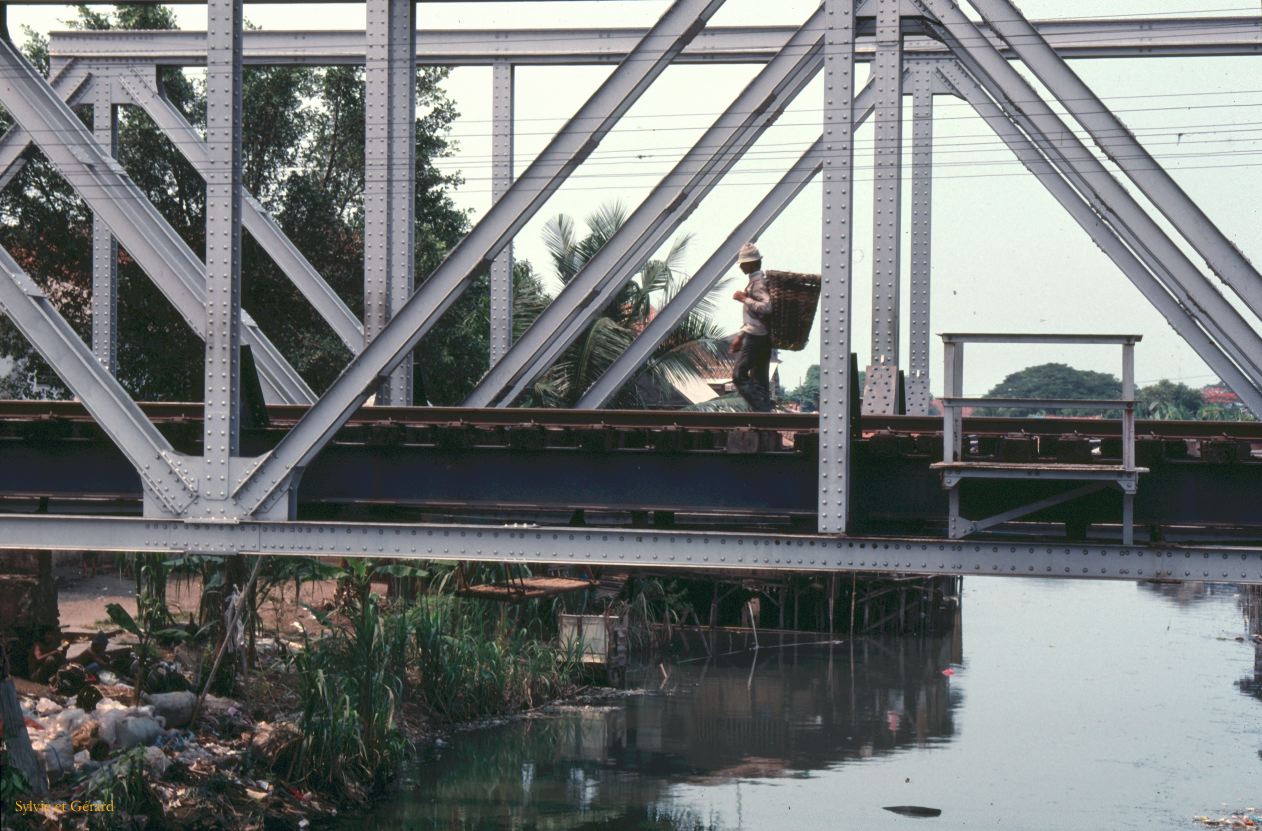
[764, 270, 821, 351]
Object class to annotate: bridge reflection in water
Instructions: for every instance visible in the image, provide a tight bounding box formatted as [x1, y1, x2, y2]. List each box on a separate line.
[352, 617, 962, 830]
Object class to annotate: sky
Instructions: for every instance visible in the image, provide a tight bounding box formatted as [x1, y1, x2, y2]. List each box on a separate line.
[7, 0, 1262, 397]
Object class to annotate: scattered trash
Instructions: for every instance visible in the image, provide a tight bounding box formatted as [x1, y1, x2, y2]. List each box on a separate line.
[76, 683, 104, 712]
[1195, 812, 1261, 828]
[884, 806, 943, 818]
[143, 690, 197, 728]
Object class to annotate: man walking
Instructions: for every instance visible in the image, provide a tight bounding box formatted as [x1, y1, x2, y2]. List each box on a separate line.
[730, 243, 774, 412]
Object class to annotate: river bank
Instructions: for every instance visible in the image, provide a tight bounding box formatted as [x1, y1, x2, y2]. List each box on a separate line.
[331, 579, 1262, 831]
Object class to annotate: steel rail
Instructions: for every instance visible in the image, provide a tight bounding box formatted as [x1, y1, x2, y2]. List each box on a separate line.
[0, 400, 1259, 441]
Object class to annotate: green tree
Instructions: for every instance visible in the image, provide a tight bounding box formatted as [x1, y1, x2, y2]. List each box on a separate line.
[0, 6, 474, 402]
[528, 202, 731, 408]
[786, 364, 820, 412]
[975, 362, 1121, 417]
[1136, 379, 1203, 420]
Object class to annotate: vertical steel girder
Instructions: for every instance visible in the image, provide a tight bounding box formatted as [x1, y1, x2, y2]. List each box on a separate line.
[971, 0, 1262, 323]
[0, 37, 314, 405]
[91, 74, 119, 375]
[364, 0, 417, 405]
[203, 0, 245, 509]
[869, 0, 903, 371]
[466, 7, 828, 408]
[906, 65, 934, 416]
[820, 0, 857, 534]
[916, 0, 1262, 415]
[115, 72, 364, 353]
[0, 247, 196, 513]
[575, 79, 880, 410]
[0, 64, 90, 190]
[232, 0, 731, 517]
[935, 61, 1262, 418]
[489, 61, 515, 364]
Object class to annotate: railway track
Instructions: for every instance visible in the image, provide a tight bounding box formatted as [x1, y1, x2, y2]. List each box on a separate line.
[0, 400, 1259, 441]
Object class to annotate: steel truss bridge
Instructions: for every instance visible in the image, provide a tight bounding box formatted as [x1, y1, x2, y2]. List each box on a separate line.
[0, 0, 1260, 583]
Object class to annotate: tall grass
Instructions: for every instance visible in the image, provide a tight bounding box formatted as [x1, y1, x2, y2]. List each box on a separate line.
[411, 595, 580, 722]
[286, 561, 581, 802]
[288, 561, 410, 802]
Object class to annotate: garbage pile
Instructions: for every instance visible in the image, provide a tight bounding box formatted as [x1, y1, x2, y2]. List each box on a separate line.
[16, 686, 332, 830]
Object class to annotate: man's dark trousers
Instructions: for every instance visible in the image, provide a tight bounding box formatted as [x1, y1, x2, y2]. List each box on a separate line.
[733, 333, 772, 412]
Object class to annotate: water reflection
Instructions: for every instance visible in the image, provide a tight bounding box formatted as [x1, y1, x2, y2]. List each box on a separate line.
[362, 624, 961, 830]
[1241, 586, 1262, 702]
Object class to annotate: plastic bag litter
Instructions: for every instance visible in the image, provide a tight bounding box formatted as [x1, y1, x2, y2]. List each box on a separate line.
[97, 700, 167, 750]
[142, 691, 196, 728]
[33, 733, 74, 783]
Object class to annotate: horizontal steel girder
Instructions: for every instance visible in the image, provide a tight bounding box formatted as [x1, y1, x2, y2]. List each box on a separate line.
[2, 431, 1258, 530]
[0, 514, 1257, 584]
[47, 18, 1262, 66]
[0, 45, 315, 405]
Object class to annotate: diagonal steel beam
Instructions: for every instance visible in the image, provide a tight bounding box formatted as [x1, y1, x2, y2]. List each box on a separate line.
[0, 246, 196, 513]
[576, 79, 880, 410]
[232, 0, 731, 517]
[935, 60, 1262, 417]
[970, 0, 1262, 323]
[0, 63, 90, 190]
[0, 36, 314, 405]
[466, 7, 827, 408]
[117, 71, 364, 352]
[915, 0, 1262, 411]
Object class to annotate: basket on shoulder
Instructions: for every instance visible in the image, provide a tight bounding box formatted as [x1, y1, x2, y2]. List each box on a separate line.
[763, 270, 821, 351]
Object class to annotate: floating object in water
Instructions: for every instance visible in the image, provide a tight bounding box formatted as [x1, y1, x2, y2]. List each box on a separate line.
[883, 806, 943, 818]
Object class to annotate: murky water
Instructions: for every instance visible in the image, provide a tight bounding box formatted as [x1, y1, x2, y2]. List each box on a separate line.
[350, 579, 1260, 830]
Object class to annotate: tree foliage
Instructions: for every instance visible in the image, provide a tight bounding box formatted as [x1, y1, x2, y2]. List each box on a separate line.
[1135, 379, 1203, 420]
[526, 202, 732, 408]
[975, 362, 1121, 417]
[785, 364, 820, 412]
[0, 6, 484, 402]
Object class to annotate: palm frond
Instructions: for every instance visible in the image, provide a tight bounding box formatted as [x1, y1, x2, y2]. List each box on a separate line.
[542, 214, 581, 285]
[584, 201, 628, 249]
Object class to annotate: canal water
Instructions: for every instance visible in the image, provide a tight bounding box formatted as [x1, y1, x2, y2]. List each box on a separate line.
[351, 578, 1260, 829]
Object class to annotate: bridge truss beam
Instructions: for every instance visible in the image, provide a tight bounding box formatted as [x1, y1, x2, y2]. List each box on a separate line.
[0, 0, 1256, 573]
[47, 18, 1262, 66]
[0, 514, 1257, 584]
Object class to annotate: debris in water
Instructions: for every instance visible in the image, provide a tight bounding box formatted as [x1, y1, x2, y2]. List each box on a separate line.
[1195, 812, 1261, 828]
[884, 806, 943, 818]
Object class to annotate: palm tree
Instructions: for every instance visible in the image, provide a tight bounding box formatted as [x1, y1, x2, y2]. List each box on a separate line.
[528, 202, 733, 408]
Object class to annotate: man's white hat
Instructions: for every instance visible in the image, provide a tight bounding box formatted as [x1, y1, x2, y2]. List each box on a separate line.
[737, 242, 761, 264]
